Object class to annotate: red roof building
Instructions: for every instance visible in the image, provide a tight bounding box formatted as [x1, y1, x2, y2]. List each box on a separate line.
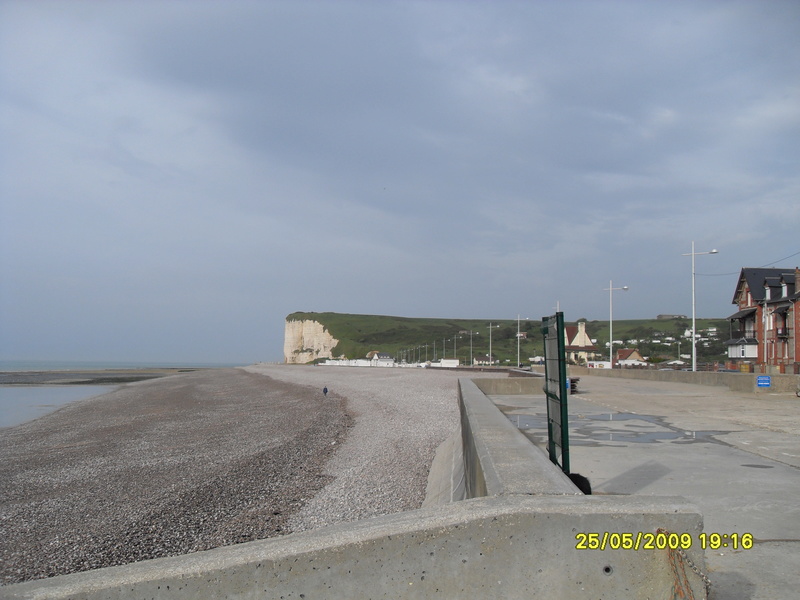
[564, 321, 600, 365]
[726, 267, 799, 374]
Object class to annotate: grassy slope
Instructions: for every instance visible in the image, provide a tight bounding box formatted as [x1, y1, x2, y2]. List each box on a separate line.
[286, 312, 731, 365]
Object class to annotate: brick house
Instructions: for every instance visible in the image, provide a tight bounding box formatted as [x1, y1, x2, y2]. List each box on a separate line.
[726, 267, 799, 374]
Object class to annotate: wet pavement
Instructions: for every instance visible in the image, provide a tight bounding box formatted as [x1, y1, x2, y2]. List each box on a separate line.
[490, 375, 800, 600]
[506, 410, 730, 447]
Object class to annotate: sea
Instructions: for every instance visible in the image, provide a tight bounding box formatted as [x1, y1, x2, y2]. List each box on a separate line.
[0, 359, 242, 371]
[0, 360, 243, 429]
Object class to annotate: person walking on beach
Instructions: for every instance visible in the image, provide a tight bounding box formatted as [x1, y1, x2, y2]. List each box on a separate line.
[323, 386, 328, 397]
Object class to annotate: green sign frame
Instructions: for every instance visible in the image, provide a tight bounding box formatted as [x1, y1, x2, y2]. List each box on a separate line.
[541, 312, 570, 473]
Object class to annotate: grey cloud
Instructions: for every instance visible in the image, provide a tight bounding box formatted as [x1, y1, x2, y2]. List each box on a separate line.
[1, 0, 798, 363]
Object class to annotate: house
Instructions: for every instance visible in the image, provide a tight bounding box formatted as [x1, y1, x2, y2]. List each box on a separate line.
[726, 267, 799, 374]
[615, 348, 648, 367]
[366, 351, 395, 367]
[564, 321, 600, 364]
[473, 354, 496, 366]
[374, 353, 395, 367]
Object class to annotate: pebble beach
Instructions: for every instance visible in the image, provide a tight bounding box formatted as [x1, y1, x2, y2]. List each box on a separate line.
[0, 365, 501, 585]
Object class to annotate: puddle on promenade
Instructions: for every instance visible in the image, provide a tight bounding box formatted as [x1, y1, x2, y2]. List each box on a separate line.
[503, 411, 728, 447]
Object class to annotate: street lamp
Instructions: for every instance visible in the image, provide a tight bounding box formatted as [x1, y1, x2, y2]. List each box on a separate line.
[517, 315, 529, 368]
[487, 323, 500, 366]
[604, 280, 629, 365]
[682, 241, 719, 372]
[464, 330, 478, 366]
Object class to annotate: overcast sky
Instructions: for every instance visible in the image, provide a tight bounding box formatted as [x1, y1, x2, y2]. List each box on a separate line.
[1, 1, 798, 364]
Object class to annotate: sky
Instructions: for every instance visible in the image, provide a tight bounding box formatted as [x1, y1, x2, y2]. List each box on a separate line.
[1, 0, 799, 364]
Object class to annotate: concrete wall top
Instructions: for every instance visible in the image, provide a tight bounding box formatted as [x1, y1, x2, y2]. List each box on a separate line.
[567, 366, 800, 394]
[471, 376, 543, 396]
[2, 495, 706, 600]
[459, 378, 577, 497]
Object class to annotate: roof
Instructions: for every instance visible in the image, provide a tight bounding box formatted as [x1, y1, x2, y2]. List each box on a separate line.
[728, 307, 757, 320]
[564, 324, 597, 350]
[616, 348, 644, 361]
[733, 268, 796, 304]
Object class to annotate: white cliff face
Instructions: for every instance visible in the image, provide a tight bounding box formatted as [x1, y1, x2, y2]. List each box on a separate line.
[283, 319, 342, 364]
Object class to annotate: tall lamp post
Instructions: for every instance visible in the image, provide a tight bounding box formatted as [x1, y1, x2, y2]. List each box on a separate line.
[517, 315, 529, 368]
[604, 280, 629, 365]
[487, 323, 500, 366]
[682, 241, 719, 372]
[464, 330, 477, 367]
[470, 331, 474, 366]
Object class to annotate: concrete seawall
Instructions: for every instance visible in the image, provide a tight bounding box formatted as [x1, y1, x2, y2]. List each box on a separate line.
[2, 377, 707, 599]
[566, 366, 800, 394]
[457, 378, 575, 499]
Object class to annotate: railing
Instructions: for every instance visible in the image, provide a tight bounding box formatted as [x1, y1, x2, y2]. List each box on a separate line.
[729, 330, 758, 340]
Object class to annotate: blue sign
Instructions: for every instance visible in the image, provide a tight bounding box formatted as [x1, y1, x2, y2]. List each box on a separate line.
[757, 376, 771, 387]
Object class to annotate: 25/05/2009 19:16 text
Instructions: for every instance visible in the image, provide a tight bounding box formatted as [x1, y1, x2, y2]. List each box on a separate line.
[575, 531, 754, 551]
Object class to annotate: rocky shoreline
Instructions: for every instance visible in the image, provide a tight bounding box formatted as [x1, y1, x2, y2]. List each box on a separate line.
[1, 365, 493, 586]
[0, 368, 352, 585]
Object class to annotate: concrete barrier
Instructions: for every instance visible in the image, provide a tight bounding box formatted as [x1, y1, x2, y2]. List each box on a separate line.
[567, 366, 800, 394]
[471, 376, 543, 396]
[1, 496, 705, 600]
[1, 377, 708, 600]
[458, 378, 576, 498]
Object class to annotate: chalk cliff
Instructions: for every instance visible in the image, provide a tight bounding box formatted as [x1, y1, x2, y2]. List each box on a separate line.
[283, 319, 342, 364]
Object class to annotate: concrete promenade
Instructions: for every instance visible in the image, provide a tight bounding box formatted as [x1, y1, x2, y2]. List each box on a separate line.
[490, 374, 800, 600]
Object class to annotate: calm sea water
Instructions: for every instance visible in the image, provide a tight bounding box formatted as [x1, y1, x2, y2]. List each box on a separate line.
[0, 360, 242, 371]
[0, 360, 243, 428]
[0, 385, 118, 428]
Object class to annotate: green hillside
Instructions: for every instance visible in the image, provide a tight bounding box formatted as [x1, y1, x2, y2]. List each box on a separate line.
[286, 312, 731, 365]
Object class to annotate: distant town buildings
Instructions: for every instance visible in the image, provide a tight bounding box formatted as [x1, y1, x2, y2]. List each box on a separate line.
[321, 353, 462, 368]
[296, 266, 799, 375]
